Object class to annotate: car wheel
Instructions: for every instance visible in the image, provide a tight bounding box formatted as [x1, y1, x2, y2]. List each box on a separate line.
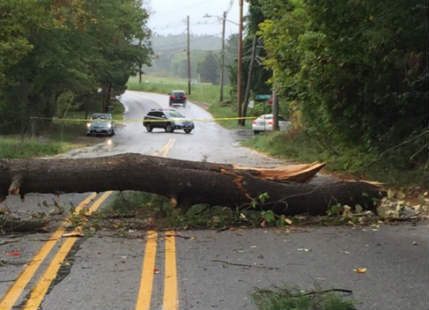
[146, 126, 153, 132]
[253, 130, 260, 135]
[184, 128, 192, 134]
[165, 124, 174, 133]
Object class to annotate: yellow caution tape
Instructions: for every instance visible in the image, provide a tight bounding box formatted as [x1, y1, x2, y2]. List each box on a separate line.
[29, 116, 257, 123]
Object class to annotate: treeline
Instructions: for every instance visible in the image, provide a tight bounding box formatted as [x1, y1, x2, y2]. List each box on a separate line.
[0, 0, 152, 133]
[244, 0, 428, 166]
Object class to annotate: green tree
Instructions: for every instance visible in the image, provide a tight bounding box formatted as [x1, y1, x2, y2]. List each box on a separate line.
[198, 52, 219, 84]
[258, 0, 428, 164]
[0, 0, 152, 133]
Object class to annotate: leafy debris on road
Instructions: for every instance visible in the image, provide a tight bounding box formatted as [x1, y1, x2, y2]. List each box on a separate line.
[252, 285, 356, 310]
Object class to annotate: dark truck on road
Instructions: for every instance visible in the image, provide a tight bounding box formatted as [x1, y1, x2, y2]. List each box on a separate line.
[143, 109, 194, 134]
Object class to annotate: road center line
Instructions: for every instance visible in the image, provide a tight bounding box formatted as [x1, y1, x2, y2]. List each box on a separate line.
[160, 139, 178, 310]
[0, 192, 97, 310]
[155, 138, 175, 157]
[22, 191, 112, 310]
[135, 138, 177, 310]
[135, 231, 158, 310]
[160, 138, 175, 157]
[163, 232, 178, 310]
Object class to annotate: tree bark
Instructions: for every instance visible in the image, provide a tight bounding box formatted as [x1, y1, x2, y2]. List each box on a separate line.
[0, 154, 383, 215]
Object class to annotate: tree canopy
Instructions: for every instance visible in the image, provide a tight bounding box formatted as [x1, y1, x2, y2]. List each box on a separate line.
[256, 0, 428, 164]
[0, 0, 152, 132]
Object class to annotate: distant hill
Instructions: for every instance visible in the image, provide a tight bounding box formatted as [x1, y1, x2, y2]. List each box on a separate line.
[144, 34, 222, 77]
[152, 34, 222, 53]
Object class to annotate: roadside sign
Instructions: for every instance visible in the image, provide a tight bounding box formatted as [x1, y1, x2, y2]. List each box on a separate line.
[248, 100, 254, 108]
[254, 94, 271, 101]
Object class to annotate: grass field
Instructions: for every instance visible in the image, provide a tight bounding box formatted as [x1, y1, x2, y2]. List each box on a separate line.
[127, 75, 253, 129]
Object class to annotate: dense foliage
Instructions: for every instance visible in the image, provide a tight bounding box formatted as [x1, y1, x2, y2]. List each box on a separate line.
[198, 52, 219, 84]
[0, 0, 152, 133]
[257, 0, 428, 166]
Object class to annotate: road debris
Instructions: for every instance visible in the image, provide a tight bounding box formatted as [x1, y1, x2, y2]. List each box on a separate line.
[354, 267, 367, 273]
[0, 239, 19, 246]
[297, 248, 312, 252]
[211, 259, 280, 271]
[62, 232, 84, 238]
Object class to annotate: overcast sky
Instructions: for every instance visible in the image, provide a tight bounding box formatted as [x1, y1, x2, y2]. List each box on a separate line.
[145, 0, 249, 37]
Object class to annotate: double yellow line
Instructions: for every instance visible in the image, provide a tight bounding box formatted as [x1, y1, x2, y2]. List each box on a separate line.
[0, 138, 179, 310]
[0, 192, 111, 310]
[136, 137, 178, 310]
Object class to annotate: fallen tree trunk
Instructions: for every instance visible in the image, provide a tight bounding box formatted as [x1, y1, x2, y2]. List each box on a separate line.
[0, 153, 383, 215]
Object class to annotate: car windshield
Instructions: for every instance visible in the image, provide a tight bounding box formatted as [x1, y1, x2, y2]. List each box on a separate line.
[91, 113, 111, 120]
[173, 91, 185, 96]
[166, 111, 185, 118]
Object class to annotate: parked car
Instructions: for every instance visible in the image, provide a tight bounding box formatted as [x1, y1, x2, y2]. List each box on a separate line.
[252, 114, 291, 134]
[169, 90, 187, 107]
[86, 113, 115, 136]
[143, 109, 194, 134]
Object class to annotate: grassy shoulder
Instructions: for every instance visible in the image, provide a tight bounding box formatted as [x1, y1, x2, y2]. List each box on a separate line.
[127, 75, 250, 129]
[0, 136, 79, 159]
[242, 130, 429, 188]
[1, 98, 124, 159]
[1, 120, 94, 159]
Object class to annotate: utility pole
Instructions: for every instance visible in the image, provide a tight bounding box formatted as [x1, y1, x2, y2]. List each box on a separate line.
[219, 11, 227, 102]
[187, 15, 192, 95]
[138, 37, 143, 84]
[237, 0, 243, 125]
[272, 71, 279, 130]
[242, 36, 258, 126]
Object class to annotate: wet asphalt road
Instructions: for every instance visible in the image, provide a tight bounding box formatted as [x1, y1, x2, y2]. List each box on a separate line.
[1, 91, 428, 310]
[64, 91, 286, 167]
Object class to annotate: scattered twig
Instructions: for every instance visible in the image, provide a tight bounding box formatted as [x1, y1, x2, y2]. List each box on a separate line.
[294, 288, 353, 297]
[0, 260, 26, 266]
[62, 232, 84, 238]
[212, 259, 280, 271]
[165, 233, 191, 240]
[0, 239, 19, 246]
[216, 227, 229, 233]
